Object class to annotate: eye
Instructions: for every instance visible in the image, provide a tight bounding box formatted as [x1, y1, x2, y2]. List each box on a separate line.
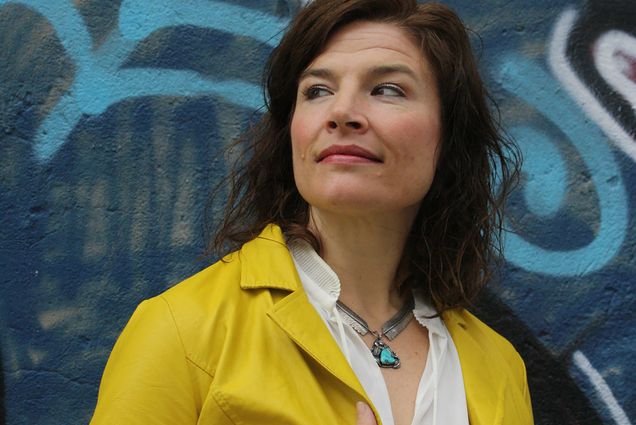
[302, 85, 332, 100]
[372, 83, 406, 97]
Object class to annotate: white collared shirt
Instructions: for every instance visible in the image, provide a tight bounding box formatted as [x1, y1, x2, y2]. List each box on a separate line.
[289, 240, 469, 425]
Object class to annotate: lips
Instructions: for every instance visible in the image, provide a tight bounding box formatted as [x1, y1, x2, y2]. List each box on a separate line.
[316, 144, 382, 163]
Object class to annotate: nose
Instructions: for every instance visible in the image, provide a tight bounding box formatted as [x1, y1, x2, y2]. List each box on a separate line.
[326, 92, 368, 134]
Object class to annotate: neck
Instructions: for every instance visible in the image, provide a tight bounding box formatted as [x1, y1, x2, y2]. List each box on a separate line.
[308, 207, 416, 328]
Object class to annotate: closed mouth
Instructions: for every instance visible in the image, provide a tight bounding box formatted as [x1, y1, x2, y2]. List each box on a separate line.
[317, 144, 382, 163]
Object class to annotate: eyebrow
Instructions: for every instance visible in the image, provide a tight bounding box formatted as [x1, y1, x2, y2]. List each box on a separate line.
[369, 64, 418, 80]
[299, 64, 418, 82]
[299, 68, 335, 82]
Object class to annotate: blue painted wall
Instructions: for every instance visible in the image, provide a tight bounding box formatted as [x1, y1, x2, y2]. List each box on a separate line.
[0, 1, 633, 424]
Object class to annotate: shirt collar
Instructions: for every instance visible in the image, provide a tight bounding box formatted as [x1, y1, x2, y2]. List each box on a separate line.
[412, 290, 448, 339]
[289, 239, 341, 318]
[289, 239, 448, 338]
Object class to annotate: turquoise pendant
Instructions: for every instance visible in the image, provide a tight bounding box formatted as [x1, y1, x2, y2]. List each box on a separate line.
[371, 337, 400, 369]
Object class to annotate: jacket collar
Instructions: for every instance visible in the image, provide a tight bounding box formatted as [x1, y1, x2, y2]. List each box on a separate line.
[443, 310, 505, 425]
[237, 225, 373, 413]
[236, 224, 299, 291]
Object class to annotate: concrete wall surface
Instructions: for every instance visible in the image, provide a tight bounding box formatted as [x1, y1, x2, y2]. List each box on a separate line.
[1, 1, 634, 424]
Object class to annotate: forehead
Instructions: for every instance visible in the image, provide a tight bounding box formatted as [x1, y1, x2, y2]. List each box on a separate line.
[309, 21, 425, 68]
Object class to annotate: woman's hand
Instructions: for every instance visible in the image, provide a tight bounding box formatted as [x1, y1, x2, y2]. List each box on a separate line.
[356, 402, 378, 425]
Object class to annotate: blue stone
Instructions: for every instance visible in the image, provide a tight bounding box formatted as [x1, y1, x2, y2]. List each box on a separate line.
[380, 347, 397, 365]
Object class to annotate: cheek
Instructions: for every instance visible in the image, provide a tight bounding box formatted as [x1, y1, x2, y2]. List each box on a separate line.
[290, 113, 312, 157]
[290, 112, 313, 192]
[390, 115, 442, 197]
[389, 114, 441, 158]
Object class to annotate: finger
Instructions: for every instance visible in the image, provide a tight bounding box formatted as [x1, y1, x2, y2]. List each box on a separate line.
[356, 402, 377, 425]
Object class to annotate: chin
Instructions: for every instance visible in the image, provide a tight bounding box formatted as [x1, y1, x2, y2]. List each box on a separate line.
[299, 181, 425, 219]
[311, 194, 410, 218]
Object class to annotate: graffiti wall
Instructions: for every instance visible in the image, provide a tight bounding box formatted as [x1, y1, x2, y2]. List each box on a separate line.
[0, 0, 633, 424]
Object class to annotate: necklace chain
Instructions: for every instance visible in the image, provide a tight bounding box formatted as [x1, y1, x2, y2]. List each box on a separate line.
[336, 296, 414, 369]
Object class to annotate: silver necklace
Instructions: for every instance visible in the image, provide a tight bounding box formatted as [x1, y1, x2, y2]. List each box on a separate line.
[336, 296, 414, 369]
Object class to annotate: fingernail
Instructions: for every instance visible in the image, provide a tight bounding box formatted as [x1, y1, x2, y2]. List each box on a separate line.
[356, 401, 365, 416]
[356, 401, 367, 419]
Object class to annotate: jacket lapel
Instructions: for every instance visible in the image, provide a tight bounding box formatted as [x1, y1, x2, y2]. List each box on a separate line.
[444, 310, 505, 425]
[238, 225, 370, 402]
[267, 290, 368, 398]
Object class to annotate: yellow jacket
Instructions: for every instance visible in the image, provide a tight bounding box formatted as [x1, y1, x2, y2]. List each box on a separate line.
[91, 224, 533, 424]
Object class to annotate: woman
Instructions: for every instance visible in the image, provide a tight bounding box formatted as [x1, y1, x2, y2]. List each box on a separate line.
[91, 1, 532, 424]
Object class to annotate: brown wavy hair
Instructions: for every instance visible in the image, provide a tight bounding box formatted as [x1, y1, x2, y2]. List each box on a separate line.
[205, 0, 520, 313]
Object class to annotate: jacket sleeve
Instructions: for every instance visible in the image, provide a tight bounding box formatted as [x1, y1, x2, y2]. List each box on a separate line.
[90, 297, 199, 425]
[518, 351, 534, 423]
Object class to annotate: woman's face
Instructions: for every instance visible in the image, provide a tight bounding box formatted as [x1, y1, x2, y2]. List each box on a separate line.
[290, 21, 441, 220]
